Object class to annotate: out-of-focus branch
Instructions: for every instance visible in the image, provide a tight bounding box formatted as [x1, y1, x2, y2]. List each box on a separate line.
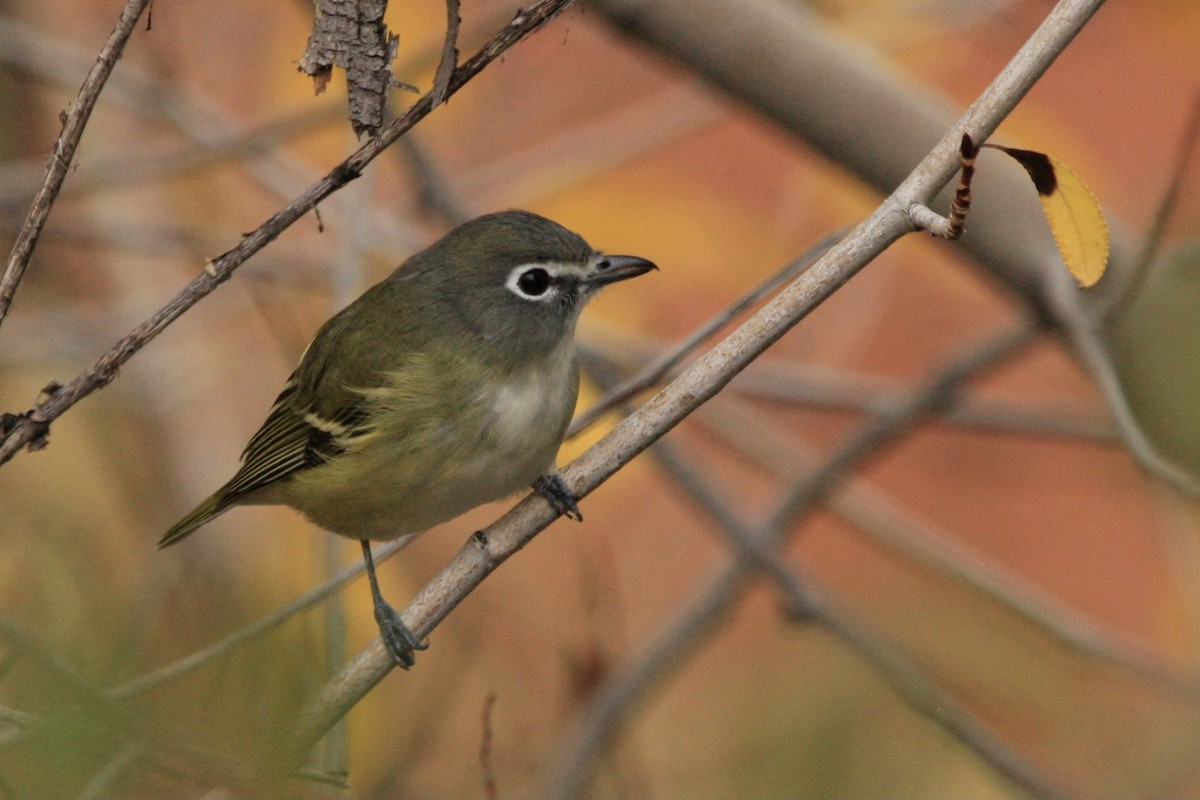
[803, 584, 1078, 800]
[695, 396, 1194, 697]
[0, 0, 580, 466]
[584, 329, 1116, 443]
[109, 537, 413, 700]
[279, 0, 1108, 767]
[542, 323, 1072, 800]
[0, 105, 342, 207]
[0, 0, 153, 328]
[0, 16, 424, 251]
[591, 0, 1200, 497]
[1104, 93, 1200, 319]
[569, 230, 842, 435]
[77, 741, 145, 800]
[589, 0, 1112, 319]
[662, 441, 1077, 800]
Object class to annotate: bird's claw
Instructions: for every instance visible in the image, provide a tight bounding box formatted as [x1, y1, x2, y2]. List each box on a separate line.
[373, 601, 428, 669]
[533, 473, 583, 521]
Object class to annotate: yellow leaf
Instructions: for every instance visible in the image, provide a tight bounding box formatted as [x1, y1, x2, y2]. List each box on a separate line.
[991, 146, 1110, 288]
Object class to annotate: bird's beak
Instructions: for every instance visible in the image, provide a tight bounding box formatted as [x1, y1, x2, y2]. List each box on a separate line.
[581, 254, 658, 287]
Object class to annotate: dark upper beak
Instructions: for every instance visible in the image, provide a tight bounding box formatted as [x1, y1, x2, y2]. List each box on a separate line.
[581, 254, 658, 287]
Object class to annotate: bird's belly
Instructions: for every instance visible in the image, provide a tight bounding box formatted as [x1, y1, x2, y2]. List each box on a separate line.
[295, 446, 552, 540]
[285, 359, 575, 540]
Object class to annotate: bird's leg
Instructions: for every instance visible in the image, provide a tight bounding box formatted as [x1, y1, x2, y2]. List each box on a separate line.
[533, 472, 583, 521]
[361, 540, 428, 669]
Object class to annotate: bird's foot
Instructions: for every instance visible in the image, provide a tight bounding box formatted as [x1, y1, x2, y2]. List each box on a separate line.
[533, 473, 583, 521]
[373, 600, 428, 670]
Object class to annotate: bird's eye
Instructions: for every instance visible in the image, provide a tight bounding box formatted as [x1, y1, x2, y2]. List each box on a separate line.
[515, 267, 551, 298]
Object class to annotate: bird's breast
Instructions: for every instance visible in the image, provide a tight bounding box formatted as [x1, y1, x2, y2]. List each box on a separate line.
[486, 364, 574, 452]
[286, 341, 580, 540]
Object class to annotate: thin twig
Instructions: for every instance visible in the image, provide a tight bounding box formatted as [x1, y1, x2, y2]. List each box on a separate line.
[480, 693, 499, 800]
[802, 584, 1077, 800]
[77, 740, 145, 800]
[908, 133, 977, 238]
[0, 0, 580, 466]
[0, 0, 153, 328]
[541, 323, 1064, 800]
[568, 230, 843, 436]
[277, 0, 1107, 769]
[694, 396, 1197, 699]
[109, 536, 414, 700]
[398, 135, 471, 224]
[1104, 93, 1200, 319]
[431, 0, 462, 106]
[585, 330, 1116, 443]
[0, 104, 342, 207]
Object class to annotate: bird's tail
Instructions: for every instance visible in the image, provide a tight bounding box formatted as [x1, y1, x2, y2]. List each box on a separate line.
[158, 492, 228, 549]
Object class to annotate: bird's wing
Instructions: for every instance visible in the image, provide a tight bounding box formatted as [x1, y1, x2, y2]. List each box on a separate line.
[218, 378, 372, 504]
[217, 279, 432, 505]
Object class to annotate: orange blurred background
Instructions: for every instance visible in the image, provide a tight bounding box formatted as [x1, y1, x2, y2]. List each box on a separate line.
[1, 0, 1200, 797]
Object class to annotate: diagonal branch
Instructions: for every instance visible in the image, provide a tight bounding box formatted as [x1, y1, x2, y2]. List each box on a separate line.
[542, 323, 1066, 800]
[694, 396, 1193, 698]
[591, 0, 1199, 500]
[0, 0, 153, 328]
[568, 231, 842, 436]
[278, 0, 1108, 769]
[108, 536, 414, 700]
[0, 0, 579, 467]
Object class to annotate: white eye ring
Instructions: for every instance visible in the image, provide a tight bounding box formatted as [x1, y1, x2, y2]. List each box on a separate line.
[506, 264, 557, 301]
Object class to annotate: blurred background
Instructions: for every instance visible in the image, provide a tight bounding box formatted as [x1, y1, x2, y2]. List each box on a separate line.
[2, 0, 1200, 797]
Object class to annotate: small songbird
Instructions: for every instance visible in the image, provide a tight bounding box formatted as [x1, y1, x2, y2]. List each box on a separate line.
[159, 210, 656, 667]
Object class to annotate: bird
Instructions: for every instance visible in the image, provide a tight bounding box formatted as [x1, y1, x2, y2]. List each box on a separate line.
[158, 210, 656, 667]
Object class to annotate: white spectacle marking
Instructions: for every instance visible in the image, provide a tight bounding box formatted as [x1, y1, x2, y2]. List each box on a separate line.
[504, 262, 578, 302]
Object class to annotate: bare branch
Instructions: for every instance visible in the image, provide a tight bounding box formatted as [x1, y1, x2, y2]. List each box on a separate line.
[431, 0, 461, 107]
[77, 741, 145, 800]
[276, 0, 1108, 769]
[569, 231, 842, 436]
[584, 331, 1117, 443]
[0, 0, 153, 328]
[1104, 93, 1200, 319]
[480, 693, 499, 800]
[695, 397, 1196, 698]
[803, 585, 1078, 800]
[299, 0, 398, 136]
[0, 0, 580, 467]
[588, 0, 1101, 320]
[109, 536, 413, 700]
[591, 0, 1200, 499]
[541, 323, 1062, 800]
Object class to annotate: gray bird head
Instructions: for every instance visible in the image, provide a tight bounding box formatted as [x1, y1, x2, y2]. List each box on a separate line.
[403, 210, 656, 367]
